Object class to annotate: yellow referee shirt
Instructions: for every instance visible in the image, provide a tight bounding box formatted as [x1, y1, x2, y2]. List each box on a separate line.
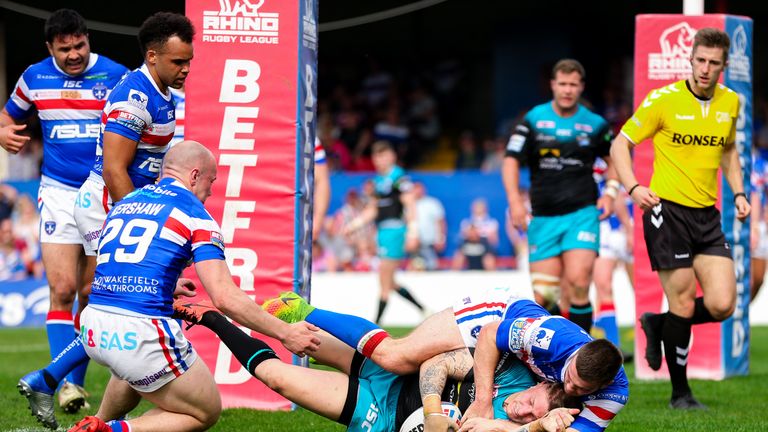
[621, 79, 739, 208]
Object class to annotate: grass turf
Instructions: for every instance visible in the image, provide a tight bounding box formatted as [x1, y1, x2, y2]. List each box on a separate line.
[1, 326, 767, 431]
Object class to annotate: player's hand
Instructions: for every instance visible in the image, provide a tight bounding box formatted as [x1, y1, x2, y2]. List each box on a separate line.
[0, 124, 30, 154]
[510, 202, 530, 232]
[281, 321, 321, 356]
[735, 194, 751, 222]
[460, 399, 493, 424]
[424, 413, 460, 432]
[457, 417, 504, 432]
[173, 278, 197, 298]
[538, 408, 580, 432]
[596, 194, 615, 220]
[406, 235, 420, 253]
[629, 185, 660, 212]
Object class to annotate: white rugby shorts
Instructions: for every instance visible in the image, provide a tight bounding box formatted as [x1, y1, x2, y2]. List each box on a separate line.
[81, 305, 197, 392]
[452, 286, 532, 348]
[599, 221, 633, 263]
[38, 184, 81, 244]
[74, 179, 112, 256]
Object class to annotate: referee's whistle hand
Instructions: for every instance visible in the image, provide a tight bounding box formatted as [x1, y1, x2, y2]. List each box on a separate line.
[735, 196, 751, 222]
[632, 186, 660, 212]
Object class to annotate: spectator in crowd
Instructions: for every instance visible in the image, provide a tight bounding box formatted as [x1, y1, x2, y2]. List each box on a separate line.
[12, 194, 41, 266]
[7, 126, 43, 180]
[0, 217, 40, 281]
[407, 82, 440, 154]
[409, 182, 446, 271]
[460, 197, 500, 252]
[455, 130, 484, 170]
[481, 135, 507, 173]
[325, 188, 375, 272]
[360, 57, 395, 110]
[373, 105, 411, 165]
[453, 223, 496, 271]
[0, 183, 18, 220]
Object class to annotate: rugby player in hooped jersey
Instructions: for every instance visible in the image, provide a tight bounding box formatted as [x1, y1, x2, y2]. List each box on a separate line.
[65, 141, 321, 432]
[1, 9, 129, 413]
[611, 28, 749, 410]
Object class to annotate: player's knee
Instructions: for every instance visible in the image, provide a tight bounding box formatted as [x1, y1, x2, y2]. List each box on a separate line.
[710, 301, 735, 321]
[49, 281, 77, 308]
[532, 273, 561, 309]
[198, 400, 221, 429]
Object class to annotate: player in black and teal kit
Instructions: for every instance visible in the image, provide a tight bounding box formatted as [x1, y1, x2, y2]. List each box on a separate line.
[502, 59, 617, 334]
[347, 141, 425, 323]
[172, 302, 580, 432]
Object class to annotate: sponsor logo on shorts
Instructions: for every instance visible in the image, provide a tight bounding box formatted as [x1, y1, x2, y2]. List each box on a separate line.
[674, 253, 690, 259]
[675, 114, 695, 120]
[44, 221, 56, 235]
[129, 367, 170, 387]
[576, 231, 597, 243]
[84, 229, 101, 242]
[471, 325, 482, 339]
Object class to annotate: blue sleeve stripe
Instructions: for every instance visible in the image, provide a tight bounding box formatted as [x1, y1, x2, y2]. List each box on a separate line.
[496, 319, 513, 351]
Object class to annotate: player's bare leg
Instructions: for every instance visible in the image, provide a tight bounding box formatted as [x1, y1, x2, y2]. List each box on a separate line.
[94, 376, 141, 422]
[371, 308, 464, 375]
[562, 249, 597, 333]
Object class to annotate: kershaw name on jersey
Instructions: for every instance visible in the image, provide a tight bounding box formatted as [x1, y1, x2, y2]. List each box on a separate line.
[497, 299, 629, 432]
[4, 54, 128, 189]
[89, 178, 225, 317]
[90, 64, 176, 189]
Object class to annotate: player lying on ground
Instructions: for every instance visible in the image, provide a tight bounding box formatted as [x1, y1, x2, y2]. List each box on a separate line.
[261, 288, 627, 432]
[173, 300, 581, 432]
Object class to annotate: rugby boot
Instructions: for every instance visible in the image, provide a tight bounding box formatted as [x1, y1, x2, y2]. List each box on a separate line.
[669, 393, 707, 410]
[59, 381, 89, 414]
[172, 298, 218, 329]
[262, 291, 315, 323]
[639, 312, 663, 370]
[17, 370, 58, 430]
[68, 415, 111, 432]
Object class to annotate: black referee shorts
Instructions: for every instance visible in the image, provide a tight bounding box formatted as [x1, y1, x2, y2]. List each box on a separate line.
[642, 198, 732, 271]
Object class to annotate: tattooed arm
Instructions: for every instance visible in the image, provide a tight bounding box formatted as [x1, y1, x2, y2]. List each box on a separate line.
[420, 348, 474, 432]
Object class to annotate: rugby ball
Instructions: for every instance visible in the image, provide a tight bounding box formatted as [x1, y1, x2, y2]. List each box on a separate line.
[399, 402, 462, 432]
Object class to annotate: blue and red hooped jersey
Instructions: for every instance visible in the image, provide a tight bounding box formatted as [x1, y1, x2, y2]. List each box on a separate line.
[4, 54, 128, 189]
[497, 299, 629, 432]
[90, 64, 176, 190]
[88, 177, 225, 317]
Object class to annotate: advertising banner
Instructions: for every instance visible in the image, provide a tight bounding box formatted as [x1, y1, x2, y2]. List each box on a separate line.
[184, 0, 318, 408]
[633, 14, 752, 379]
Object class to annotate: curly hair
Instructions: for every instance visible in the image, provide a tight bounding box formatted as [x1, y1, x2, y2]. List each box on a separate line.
[138, 12, 195, 55]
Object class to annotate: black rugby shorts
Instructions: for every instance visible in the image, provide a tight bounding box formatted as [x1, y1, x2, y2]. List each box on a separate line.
[642, 198, 732, 271]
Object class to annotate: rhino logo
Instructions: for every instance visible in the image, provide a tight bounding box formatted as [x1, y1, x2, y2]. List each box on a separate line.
[659, 22, 696, 58]
[218, 0, 264, 16]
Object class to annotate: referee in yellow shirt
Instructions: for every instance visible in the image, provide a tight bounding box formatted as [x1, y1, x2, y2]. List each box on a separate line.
[611, 28, 750, 410]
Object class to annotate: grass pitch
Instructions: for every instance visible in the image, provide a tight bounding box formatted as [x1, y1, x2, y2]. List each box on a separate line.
[1, 327, 767, 431]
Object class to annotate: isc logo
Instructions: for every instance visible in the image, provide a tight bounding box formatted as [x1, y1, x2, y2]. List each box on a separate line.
[63, 80, 83, 88]
[361, 403, 379, 431]
[50, 124, 100, 139]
